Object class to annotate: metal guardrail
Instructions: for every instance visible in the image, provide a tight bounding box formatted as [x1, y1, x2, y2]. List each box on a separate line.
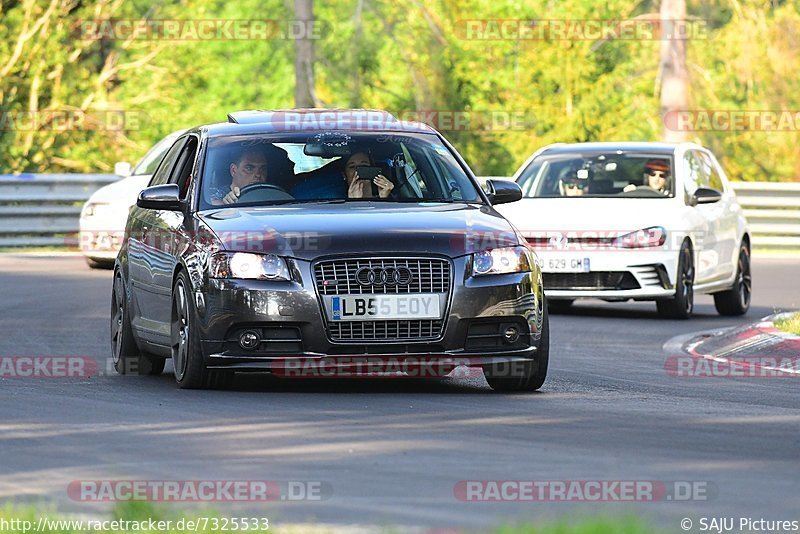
[481, 177, 800, 250]
[732, 182, 800, 250]
[0, 174, 797, 250]
[0, 174, 118, 247]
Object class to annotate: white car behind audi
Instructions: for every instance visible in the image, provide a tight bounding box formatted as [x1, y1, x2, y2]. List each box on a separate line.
[80, 131, 182, 268]
[498, 142, 751, 318]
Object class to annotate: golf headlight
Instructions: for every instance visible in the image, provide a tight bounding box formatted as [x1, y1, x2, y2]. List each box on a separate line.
[472, 246, 532, 276]
[614, 226, 666, 248]
[210, 252, 291, 281]
[81, 202, 96, 217]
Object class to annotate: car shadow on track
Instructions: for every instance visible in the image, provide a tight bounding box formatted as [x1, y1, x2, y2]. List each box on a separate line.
[145, 362, 510, 394]
[548, 301, 774, 321]
[232, 374, 499, 394]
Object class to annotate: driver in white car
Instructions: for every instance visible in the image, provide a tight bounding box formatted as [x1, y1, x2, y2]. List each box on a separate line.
[210, 148, 269, 205]
[623, 159, 671, 195]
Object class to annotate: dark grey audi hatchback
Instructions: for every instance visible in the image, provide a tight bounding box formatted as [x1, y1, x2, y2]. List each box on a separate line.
[112, 109, 548, 391]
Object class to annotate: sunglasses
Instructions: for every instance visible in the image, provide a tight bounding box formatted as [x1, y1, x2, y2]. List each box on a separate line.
[564, 182, 587, 189]
[648, 170, 669, 179]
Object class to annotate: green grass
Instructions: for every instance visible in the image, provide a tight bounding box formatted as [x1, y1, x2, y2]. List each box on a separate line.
[0, 503, 659, 533]
[775, 312, 800, 335]
[493, 517, 658, 534]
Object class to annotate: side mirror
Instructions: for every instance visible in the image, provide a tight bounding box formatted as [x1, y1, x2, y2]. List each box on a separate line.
[484, 179, 523, 205]
[114, 161, 132, 177]
[691, 187, 722, 206]
[137, 184, 182, 210]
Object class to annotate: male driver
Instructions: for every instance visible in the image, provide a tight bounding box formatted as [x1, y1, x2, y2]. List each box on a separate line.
[624, 159, 670, 195]
[642, 158, 670, 194]
[211, 148, 268, 205]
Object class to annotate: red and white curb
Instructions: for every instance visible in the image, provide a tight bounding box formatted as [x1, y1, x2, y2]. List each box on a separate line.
[683, 312, 800, 376]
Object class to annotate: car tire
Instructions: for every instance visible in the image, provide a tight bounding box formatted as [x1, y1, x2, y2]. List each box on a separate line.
[171, 271, 232, 389]
[713, 242, 752, 316]
[548, 299, 574, 313]
[484, 306, 549, 392]
[87, 257, 114, 270]
[111, 271, 166, 375]
[656, 241, 694, 319]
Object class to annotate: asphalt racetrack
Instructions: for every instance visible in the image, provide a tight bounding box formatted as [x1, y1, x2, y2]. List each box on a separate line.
[0, 254, 798, 530]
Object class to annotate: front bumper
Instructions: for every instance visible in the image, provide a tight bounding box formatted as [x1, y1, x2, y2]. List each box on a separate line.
[79, 214, 126, 260]
[194, 255, 544, 370]
[535, 247, 679, 300]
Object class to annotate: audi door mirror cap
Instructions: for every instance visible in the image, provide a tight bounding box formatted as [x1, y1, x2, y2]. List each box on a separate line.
[137, 184, 183, 211]
[692, 187, 723, 206]
[485, 179, 523, 205]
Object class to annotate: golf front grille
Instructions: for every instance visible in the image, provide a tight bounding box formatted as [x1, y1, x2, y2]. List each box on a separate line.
[543, 271, 640, 290]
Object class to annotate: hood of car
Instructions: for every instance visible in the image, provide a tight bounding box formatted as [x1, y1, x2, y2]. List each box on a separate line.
[85, 175, 152, 206]
[198, 202, 520, 260]
[497, 197, 683, 237]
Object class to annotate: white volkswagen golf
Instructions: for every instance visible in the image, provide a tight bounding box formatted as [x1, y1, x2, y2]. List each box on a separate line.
[80, 131, 183, 268]
[497, 142, 751, 318]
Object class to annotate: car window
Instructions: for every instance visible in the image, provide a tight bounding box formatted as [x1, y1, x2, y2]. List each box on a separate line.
[516, 160, 544, 197]
[148, 138, 187, 187]
[168, 136, 199, 200]
[274, 143, 337, 173]
[699, 151, 724, 192]
[198, 132, 481, 209]
[683, 150, 705, 198]
[518, 152, 675, 198]
[132, 134, 180, 176]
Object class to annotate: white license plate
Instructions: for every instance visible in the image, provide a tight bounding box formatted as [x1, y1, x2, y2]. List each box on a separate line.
[330, 294, 440, 321]
[546, 257, 590, 273]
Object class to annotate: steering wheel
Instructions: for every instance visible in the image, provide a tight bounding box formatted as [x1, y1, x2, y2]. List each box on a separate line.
[619, 185, 664, 197]
[236, 183, 294, 203]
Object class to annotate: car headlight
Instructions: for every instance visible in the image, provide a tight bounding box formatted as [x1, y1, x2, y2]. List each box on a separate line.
[81, 202, 96, 217]
[472, 246, 532, 276]
[613, 226, 666, 248]
[209, 252, 291, 281]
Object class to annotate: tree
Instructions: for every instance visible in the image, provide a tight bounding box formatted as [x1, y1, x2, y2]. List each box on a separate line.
[294, 0, 317, 107]
[659, 0, 689, 142]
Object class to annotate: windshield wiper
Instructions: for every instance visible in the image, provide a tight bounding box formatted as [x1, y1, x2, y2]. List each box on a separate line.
[264, 198, 348, 206]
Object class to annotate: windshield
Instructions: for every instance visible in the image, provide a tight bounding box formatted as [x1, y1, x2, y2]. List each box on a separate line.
[517, 152, 675, 198]
[131, 133, 181, 176]
[199, 132, 481, 208]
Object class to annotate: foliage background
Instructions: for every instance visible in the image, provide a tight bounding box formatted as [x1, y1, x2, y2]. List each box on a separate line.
[1, 0, 799, 181]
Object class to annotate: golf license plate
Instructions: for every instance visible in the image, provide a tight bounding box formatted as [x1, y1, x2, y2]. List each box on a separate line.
[329, 294, 440, 321]
[546, 257, 591, 273]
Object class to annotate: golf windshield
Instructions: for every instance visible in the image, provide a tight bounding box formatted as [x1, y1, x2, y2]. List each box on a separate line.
[517, 153, 675, 198]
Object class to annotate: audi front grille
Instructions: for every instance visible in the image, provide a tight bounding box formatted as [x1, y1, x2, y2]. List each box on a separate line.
[313, 257, 452, 342]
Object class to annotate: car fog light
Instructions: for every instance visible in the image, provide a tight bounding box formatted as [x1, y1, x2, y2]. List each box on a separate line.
[503, 325, 520, 343]
[239, 330, 261, 350]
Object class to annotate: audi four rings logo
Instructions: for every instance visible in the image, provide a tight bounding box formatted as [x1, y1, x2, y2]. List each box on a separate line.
[355, 266, 414, 286]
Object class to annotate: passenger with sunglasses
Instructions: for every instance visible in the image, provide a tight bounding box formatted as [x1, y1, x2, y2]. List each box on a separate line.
[557, 166, 589, 197]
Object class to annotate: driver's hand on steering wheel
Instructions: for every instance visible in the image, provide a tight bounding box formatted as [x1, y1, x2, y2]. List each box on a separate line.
[623, 184, 637, 193]
[222, 186, 240, 205]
